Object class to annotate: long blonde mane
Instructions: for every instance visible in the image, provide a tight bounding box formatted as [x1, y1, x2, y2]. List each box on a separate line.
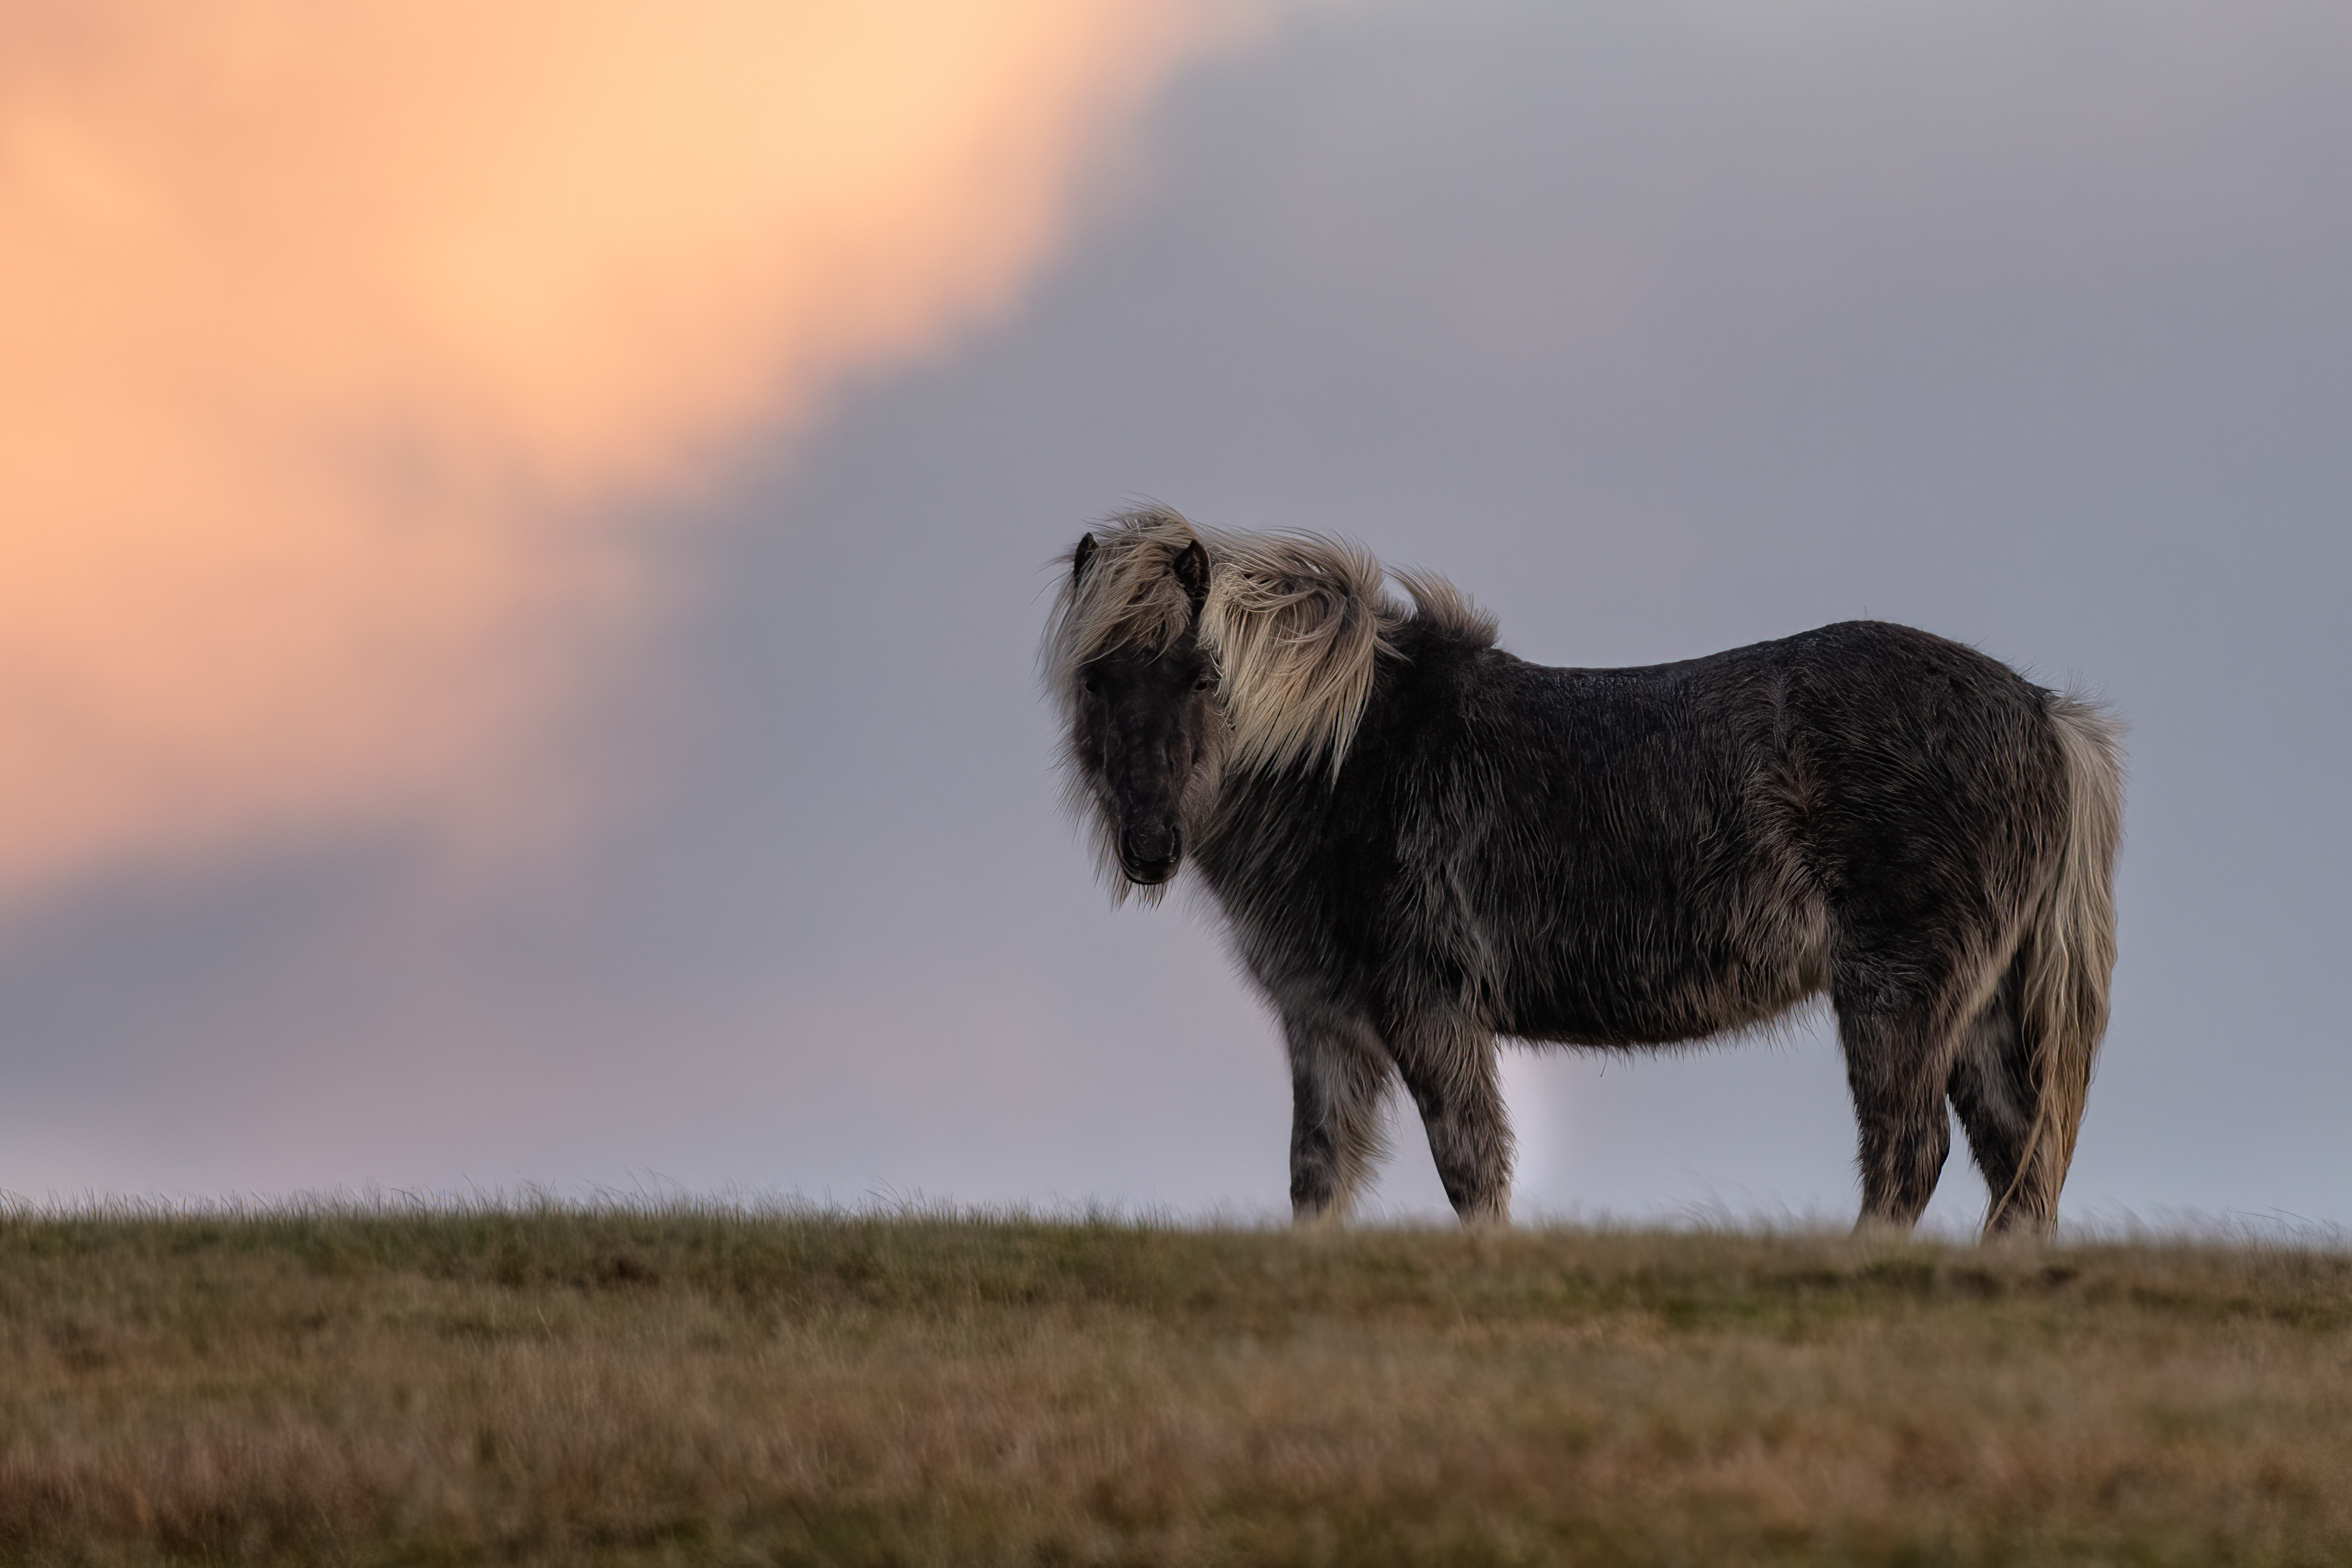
[1042, 505, 1205, 684]
[1046, 505, 1496, 782]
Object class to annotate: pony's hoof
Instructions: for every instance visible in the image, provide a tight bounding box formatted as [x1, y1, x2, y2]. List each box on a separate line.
[1850, 1214, 1920, 1250]
[1458, 1201, 1512, 1233]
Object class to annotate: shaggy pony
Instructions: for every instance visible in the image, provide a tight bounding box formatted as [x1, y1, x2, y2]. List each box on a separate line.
[1046, 505, 2122, 1236]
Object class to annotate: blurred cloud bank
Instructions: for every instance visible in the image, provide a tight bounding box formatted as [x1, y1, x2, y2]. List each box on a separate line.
[3, 1, 2348, 1228]
[0, 0, 1228, 907]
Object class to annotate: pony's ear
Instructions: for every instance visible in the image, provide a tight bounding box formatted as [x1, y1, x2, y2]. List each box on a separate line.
[1173, 539, 1211, 611]
[1070, 533, 1098, 581]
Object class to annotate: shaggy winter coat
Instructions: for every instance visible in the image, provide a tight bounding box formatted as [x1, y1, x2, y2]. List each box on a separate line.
[1046, 506, 2122, 1236]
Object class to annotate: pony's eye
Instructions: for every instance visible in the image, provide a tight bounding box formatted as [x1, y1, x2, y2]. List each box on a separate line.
[1192, 676, 1214, 693]
[1082, 677, 1100, 696]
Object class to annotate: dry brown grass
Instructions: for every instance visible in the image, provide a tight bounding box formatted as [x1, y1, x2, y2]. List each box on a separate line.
[1, 1201, 2349, 1565]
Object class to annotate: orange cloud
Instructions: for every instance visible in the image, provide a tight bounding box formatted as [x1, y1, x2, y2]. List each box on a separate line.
[0, 1, 1232, 906]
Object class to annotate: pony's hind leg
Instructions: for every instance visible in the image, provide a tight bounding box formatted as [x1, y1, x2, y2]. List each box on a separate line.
[1385, 1015, 1513, 1226]
[1946, 960, 2042, 1236]
[1283, 1009, 1393, 1223]
[1834, 965, 1973, 1233]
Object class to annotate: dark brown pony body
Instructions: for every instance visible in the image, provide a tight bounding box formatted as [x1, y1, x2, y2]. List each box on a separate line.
[1047, 507, 2122, 1236]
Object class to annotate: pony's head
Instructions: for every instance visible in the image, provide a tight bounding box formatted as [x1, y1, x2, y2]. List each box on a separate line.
[1046, 505, 1473, 895]
[1044, 507, 1229, 895]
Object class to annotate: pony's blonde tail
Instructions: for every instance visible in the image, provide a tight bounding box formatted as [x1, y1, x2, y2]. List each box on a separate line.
[1990, 690, 2126, 1236]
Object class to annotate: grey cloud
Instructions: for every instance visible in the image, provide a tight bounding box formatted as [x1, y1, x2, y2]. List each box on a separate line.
[5, 0, 2348, 1228]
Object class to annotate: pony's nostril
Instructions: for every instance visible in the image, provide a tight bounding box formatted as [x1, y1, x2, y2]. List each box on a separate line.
[1122, 823, 1179, 865]
[1118, 820, 1184, 885]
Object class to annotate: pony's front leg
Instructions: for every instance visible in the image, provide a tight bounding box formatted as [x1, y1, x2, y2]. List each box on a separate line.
[1387, 1018, 1514, 1227]
[1283, 1011, 1393, 1224]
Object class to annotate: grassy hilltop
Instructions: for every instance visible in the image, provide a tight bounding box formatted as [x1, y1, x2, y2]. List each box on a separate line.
[2, 1202, 2349, 1566]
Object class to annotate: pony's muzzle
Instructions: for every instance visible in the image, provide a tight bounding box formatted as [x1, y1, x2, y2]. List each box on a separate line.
[1119, 822, 1182, 885]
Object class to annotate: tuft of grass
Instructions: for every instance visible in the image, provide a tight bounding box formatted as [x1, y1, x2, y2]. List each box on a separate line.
[1, 1197, 2349, 1565]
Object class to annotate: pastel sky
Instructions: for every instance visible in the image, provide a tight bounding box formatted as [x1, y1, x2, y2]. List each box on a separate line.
[3, 0, 2347, 1233]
